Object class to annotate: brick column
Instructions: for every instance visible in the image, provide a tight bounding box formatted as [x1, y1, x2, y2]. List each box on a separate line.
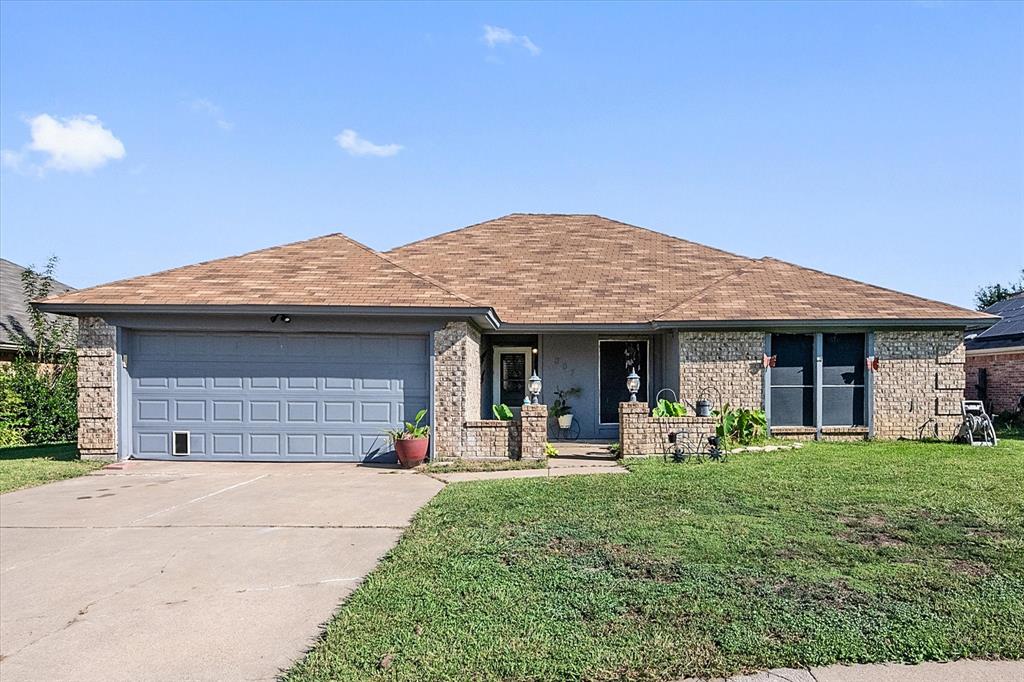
[432, 321, 481, 459]
[519, 404, 548, 459]
[77, 316, 118, 461]
[618, 401, 648, 456]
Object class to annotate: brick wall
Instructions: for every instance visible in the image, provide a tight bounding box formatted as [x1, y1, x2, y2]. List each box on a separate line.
[873, 330, 965, 440]
[463, 419, 517, 457]
[965, 351, 1024, 414]
[519, 404, 548, 458]
[679, 331, 763, 409]
[619, 401, 716, 456]
[432, 321, 481, 459]
[77, 316, 118, 461]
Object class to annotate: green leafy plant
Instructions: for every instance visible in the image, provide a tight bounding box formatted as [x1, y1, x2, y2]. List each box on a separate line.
[384, 408, 430, 442]
[0, 354, 78, 445]
[544, 442, 559, 457]
[609, 441, 622, 457]
[550, 387, 581, 419]
[652, 399, 687, 417]
[713, 403, 767, 447]
[492, 403, 514, 421]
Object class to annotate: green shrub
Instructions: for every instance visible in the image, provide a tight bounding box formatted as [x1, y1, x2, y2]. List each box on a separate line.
[651, 399, 687, 417]
[714, 403, 767, 447]
[544, 442, 559, 457]
[0, 354, 78, 445]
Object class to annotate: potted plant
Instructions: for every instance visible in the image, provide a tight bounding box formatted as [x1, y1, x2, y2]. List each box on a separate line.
[385, 408, 430, 468]
[551, 387, 581, 429]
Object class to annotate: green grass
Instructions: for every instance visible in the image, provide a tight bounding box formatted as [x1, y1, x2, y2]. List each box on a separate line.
[288, 439, 1024, 681]
[0, 443, 105, 493]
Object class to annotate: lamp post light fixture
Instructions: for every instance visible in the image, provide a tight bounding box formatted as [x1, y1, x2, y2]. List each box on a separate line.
[626, 370, 641, 402]
[528, 372, 542, 405]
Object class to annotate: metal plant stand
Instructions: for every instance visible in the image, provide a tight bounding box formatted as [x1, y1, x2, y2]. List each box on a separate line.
[664, 429, 727, 464]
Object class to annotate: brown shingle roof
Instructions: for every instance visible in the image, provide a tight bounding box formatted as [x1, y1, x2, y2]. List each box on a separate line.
[388, 214, 990, 325]
[40, 233, 482, 309]
[40, 214, 991, 326]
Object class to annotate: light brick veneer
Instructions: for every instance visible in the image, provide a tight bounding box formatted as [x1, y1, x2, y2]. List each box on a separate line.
[77, 316, 118, 461]
[619, 401, 716, 456]
[679, 331, 763, 409]
[965, 351, 1024, 414]
[519, 404, 548, 458]
[433, 321, 481, 459]
[873, 330, 965, 440]
[463, 419, 517, 457]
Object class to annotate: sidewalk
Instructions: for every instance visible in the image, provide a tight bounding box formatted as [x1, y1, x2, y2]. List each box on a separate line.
[681, 659, 1023, 682]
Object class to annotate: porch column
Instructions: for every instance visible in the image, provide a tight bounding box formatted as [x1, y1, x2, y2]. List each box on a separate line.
[618, 401, 648, 456]
[432, 321, 481, 459]
[519, 403, 548, 459]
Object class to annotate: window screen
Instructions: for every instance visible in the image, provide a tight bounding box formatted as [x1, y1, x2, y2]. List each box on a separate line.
[770, 334, 814, 426]
[822, 333, 865, 426]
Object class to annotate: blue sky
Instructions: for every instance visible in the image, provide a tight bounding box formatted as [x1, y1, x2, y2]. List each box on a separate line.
[1, 1, 1021, 308]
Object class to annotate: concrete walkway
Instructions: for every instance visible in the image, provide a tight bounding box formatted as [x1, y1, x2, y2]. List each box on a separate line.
[681, 659, 1023, 681]
[428, 451, 628, 483]
[0, 461, 443, 682]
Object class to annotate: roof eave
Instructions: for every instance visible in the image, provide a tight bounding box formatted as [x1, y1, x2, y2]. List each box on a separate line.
[652, 317, 987, 330]
[33, 303, 502, 330]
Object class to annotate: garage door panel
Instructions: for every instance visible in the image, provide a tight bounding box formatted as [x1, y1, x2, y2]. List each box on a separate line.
[129, 331, 429, 461]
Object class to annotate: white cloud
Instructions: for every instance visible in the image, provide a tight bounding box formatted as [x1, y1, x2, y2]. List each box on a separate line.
[482, 25, 541, 56]
[334, 129, 402, 158]
[190, 98, 233, 131]
[1, 114, 126, 174]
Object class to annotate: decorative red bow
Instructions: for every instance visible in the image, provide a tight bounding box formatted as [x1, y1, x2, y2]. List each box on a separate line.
[762, 354, 777, 369]
[866, 356, 879, 371]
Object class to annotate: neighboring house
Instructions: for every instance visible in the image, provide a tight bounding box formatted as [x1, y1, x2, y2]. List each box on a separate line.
[1, 258, 75, 362]
[964, 293, 1024, 414]
[36, 214, 994, 462]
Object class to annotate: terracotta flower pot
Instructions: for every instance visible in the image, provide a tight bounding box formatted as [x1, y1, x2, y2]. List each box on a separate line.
[394, 437, 429, 468]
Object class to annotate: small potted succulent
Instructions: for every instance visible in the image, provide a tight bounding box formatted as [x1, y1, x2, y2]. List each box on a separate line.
[551, 387, 581, 429]
[385, 408, 430, 468]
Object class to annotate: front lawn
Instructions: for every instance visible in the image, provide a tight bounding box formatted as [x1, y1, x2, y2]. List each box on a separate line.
[0, 443, 105, 493]
[288, 439, 1024, 681]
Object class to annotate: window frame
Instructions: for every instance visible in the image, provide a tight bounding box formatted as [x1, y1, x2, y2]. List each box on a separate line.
[765, 331, 873, 438]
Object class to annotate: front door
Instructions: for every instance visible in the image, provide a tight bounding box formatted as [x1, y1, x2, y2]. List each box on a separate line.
[599, 340, 649, 424]
[493, 347, 532, 408]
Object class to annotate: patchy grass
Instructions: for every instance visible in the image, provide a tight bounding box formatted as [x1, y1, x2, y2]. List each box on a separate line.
[288, 439, 1024, 681]
[421, 458, 547, 474]
[0, 443, 104, 493]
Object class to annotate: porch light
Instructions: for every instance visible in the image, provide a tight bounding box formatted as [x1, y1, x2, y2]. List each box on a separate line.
[626, 370, 641, 401]
[528, 372, 542, 404]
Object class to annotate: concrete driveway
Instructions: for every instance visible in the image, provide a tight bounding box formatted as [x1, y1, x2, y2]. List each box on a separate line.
[0, 461, 444, 682]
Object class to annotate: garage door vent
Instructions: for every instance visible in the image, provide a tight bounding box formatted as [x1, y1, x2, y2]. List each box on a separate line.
[172, 432, 190, 456]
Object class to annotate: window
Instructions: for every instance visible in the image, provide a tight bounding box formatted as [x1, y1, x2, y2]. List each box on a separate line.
[822, 333, 865, 426]
[492, 347, 533, 407]
[599, 340, 649, 424]
[770, 334, 814, 426]
[769, 333, 868, 429]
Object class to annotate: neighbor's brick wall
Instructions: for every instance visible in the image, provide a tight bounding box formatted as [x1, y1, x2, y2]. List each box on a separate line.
[873, 330, 965, 440]
[965, 351, 1024, 414]
[77, 316, 118, 461]
[619, 401, 716, 456]
[679, 331, 763, 409]
[433, 321, 481, 459]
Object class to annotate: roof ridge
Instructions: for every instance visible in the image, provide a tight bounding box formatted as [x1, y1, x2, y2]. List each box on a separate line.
[385, 214, 520, 252]
[334, 233, 485, 308]
[757, 256, 990, 316]
[651, 258, 767, 321]
[37, 232, 344, 305]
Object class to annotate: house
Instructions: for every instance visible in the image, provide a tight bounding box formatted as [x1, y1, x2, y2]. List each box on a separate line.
[1, 258, 75, 362]
[965, 293, 1024, 415]
[36, 214, 994, 462]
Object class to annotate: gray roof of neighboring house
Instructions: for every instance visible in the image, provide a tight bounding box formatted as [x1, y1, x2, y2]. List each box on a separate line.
[965, 292, 1024, 352]
[0, 258, 75, 352]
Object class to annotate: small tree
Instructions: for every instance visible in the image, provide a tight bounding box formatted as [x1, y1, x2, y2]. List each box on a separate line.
[0, 256, 79, 445]
[974, 270, 1024, 310]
